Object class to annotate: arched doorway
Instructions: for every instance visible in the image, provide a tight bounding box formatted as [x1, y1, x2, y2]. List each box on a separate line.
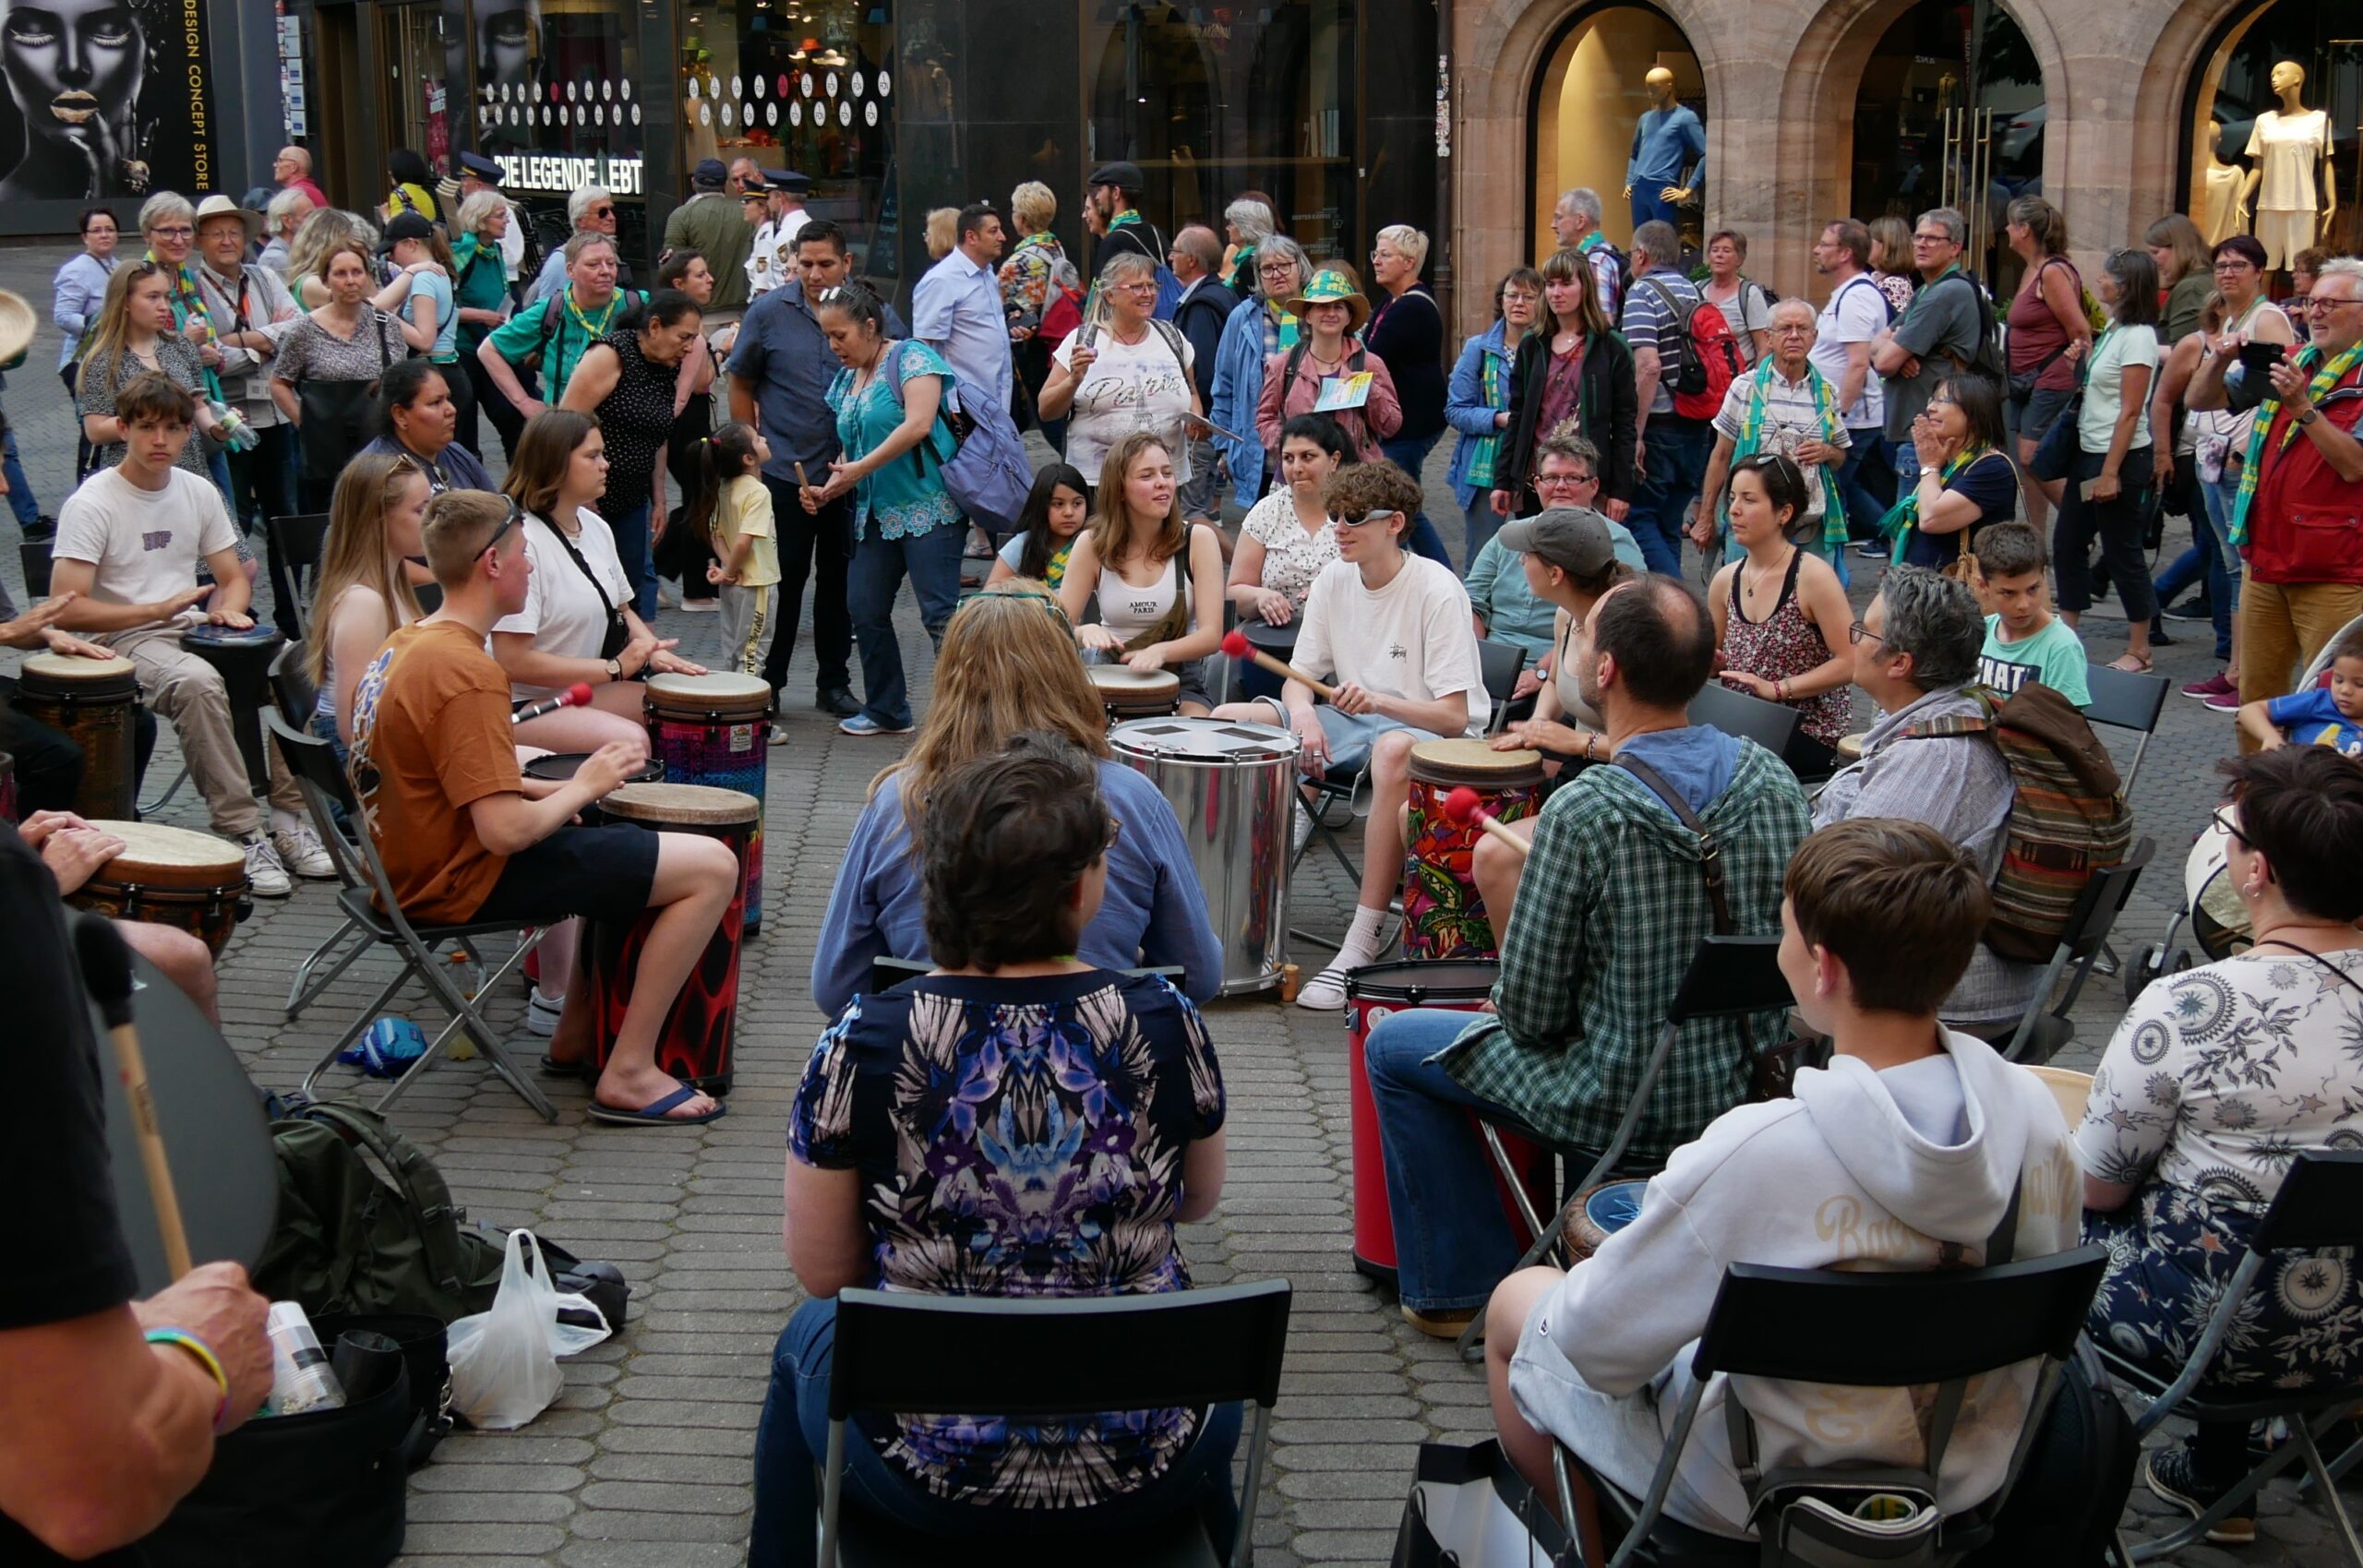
[2179, 0, 2359, 263]
[1529, 4, 1705, 257]
[1850, 0, 2044, 295]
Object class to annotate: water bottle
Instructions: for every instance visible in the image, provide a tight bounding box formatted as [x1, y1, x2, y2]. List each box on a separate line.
[264, 1301, 346, 1416]
[208, 398, 258, 454]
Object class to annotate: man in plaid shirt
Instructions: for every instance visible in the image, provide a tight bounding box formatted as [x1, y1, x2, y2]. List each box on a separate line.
[1365, 575, 1810, 1336]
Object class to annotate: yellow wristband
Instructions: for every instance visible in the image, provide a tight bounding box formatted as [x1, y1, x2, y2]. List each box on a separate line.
[145, 1327, 231, 1431]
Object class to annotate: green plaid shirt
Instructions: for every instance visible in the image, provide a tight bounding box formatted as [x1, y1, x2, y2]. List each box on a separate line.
[1438, 746, 1809, 1160]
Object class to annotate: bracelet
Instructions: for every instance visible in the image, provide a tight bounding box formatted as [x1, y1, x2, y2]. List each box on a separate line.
[145, 1327, 231, 1432]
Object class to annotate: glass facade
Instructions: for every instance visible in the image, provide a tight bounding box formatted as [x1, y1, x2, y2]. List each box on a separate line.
[2184, 0, 2359, 263]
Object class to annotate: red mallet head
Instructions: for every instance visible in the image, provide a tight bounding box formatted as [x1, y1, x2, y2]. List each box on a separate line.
[1443, 785, 1485, 827]
[563, 682, 594, 709]
[1220, 628, 1253, 660]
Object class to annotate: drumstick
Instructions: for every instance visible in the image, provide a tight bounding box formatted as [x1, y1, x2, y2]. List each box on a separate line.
[1443, 786, 1530, 859]
[512, 682, 594, 726]
[74, 914, 193, 1279]
[1219, 629, 1337, 701]
[795, 461, 811, 491]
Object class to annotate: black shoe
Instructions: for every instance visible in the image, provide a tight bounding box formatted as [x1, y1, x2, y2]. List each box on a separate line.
[2150, 618, 2177, 647]
[2162, 598, 2213, 623]
[2145, 1444, 2257, 1545]
[816, 686, 861, 718]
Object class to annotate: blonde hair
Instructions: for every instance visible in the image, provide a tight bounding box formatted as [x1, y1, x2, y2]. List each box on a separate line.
[308, 452, 429, 688]
[1009, 181, 1057, 235]
[1376, 223, 1430, 274]
[75, 260, 169, 397]
[924, 207, 959, 261]
[1087, 431, 1186, 570]
[287, 208, 378, 291]
[873, 581, 1110, 836]
[421, 490, 514, 585]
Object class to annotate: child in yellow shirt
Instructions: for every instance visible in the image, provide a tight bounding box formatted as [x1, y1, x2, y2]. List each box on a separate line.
[694, 422, 783, 678]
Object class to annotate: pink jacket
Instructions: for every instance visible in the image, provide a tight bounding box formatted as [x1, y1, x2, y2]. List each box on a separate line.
[1254, 337, 1404, 463]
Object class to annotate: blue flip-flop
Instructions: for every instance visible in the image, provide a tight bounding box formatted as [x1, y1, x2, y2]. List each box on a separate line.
[587, 1086, 726, 1127]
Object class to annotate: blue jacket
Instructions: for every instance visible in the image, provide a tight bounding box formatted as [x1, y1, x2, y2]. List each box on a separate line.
[809, 760, 1226, 1015]
[1210, 294, 1280, 507]
[1445, 319, 1517, 508]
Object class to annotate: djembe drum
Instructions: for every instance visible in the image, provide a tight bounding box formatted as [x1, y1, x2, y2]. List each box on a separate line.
[643, 672, 772, 931]
[15, 651, 142, 818]
[1402, 739, 1544, 959]
[69, 820, 254, 956]
[1087, 664, 1182, 724]
[180, 622, 286, 791]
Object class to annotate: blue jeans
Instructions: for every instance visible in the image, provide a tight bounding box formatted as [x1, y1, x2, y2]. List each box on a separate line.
[1462, 494, 1503, 572]
[749, 1297, 1244, 1568]
[849, 522, 964, 728]
[3, 426, 41, 528]
[1380, 430, 1452, 568]
[2201, 473, 2244, 619]
[1364, 1008, 1558, 1312]
[1835, 426, 1890, 543]
[608, 501, 656, 620]
[1625, 418, 1713, 576]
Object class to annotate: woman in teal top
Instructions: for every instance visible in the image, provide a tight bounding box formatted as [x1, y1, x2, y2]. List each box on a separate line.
[807, 283, 966, 737]
[450, 191, 514, 460]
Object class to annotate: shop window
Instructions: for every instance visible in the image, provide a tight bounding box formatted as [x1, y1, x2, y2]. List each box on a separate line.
[384, 2, 465, 178]
[474, 0, 644, 184]
[2183, 0, 2358, 264]
[1529, 6, 1703, 255]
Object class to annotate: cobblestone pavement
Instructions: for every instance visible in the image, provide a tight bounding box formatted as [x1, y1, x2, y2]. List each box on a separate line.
[0, 238, 2350, 1565]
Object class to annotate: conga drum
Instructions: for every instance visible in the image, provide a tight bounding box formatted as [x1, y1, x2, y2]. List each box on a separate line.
[1561, 1179, 1648, 1263]
[643, 673, 772, 932]
[69, 820, 253, 956]
[15, 651, 142, 819]
[180, 623, 287, 792]
[580, 784, 755, 1095]
[1402, 739, 1545, 960]
[1087, 664, 1182, 723]
[1346, 960, 1552, 1283]
[522, 751, 664, 827]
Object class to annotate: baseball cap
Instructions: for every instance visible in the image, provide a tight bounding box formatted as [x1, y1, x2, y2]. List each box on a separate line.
[1495, 508, 1620, 578]
[691, 157, 728, 189]
[379, 211, 437, 249]
[1087, 161, 1145, 193]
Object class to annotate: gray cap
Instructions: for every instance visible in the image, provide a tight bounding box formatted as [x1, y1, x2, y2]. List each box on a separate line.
[1495, 508, 1619, 578]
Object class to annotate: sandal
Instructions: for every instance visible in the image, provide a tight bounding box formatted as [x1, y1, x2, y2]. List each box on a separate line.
[2108, 652, 2154, 674]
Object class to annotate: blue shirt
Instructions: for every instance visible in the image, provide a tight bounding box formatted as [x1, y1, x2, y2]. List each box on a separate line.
[1615, 724, 1744, 818]
[809, 760, 1226, 1014]
[410, 269, 458, 361]
[726, 280, 906, 478]
[2266, 688, 2363, 756]
[356, 433, 494, 496]
[1626, 104, 1707, 189]
[911, 248, 1014, 419]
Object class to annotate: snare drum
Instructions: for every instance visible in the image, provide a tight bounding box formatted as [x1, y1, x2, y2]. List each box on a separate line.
[580, 784, 756, 1095]
[1562, 1179, 1647, 1263]
[522, 751, 664, 828]
[70, 820, 253, 956]
[179, 623, 287, 793]
[644, 673, 772, 931]
[1837, 732, 1867, 763]
[1088, 664, 1182, 722]
[15, 652, 141, 819]
[1403, 739, 1545, 961]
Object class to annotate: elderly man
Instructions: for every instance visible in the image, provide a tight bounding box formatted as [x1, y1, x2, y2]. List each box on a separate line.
[1363, 571, 1810, 1335]
[1809, 217, 1892, 550]
[191, 196, 302, 535]
[727, 156, 762, 197]
[2189, 256, 2363, 723]
[1814, 565, 2040, 1035]
[1620, 219, 1708, 576]
[483, 233, 639, 414]
[746, 169, 810, 299]
[1871, 206, 1989, 487]
[1170, 224, 1232, 523]
[529, 186, 631, 303]
[258, 187, 310, 279]
[271, 145, 328, 211]
[1694, 297, 1853, 560]
[1550, 186, 1623, 319]
[664, 158, 753, 318]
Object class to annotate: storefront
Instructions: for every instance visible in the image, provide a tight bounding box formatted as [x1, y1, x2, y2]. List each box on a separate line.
[2181, 0, 2358, 265]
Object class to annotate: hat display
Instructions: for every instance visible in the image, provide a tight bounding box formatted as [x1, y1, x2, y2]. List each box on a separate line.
[379, 211, 437, 250]
[457, 150, 503, 183]
[192, 193, 265, 243]
[1282, 269, 1370, 334]
[0, 291, 36, 368]
[1087, 161, 1146, 193]
[691, 157, 728, 189]
[1496, 508, 1622, 579]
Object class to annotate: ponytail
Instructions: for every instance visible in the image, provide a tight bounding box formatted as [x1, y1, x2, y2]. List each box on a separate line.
[687, 420, 762, 544]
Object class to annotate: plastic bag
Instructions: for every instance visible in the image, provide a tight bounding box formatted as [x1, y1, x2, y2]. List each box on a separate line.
[445, 1229, 612, 1430]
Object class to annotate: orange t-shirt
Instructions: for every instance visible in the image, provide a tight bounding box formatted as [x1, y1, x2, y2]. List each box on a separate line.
[346, 618, 521, 923]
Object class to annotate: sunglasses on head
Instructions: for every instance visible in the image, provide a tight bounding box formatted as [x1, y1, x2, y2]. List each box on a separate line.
[478, 496, 524, 559]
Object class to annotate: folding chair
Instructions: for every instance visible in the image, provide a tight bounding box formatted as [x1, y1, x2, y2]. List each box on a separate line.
[2083, 663, 2170, 797]
[2102, 1151, 2363, 1563]
[1988, 837, 2153, 1065]
[261, 664, 375, 1019]
[1688, 680, 1802, 756]
[264, 511, 333, 640]
[1476, 638, 1529, 736]
[1457, 933, 1793, 1362]
[1565, 1246, 2108, 1567]
[269, 713, 556, 1119]
[268, 639, 318, 730]
[822, 1281, 1291, 1567]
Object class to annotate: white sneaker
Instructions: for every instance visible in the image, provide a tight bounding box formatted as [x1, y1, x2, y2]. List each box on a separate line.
[678, 597, 720, 614]
[524, 990, 564, 1037]
[243, 834, 293, 897]
[1296, 964, 1351, 1011]
[1292, 801, 1316, 856]
[272, 821, 337, 880]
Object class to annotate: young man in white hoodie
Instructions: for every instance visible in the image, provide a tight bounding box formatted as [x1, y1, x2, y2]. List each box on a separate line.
[1484, 817, 2081, 1556]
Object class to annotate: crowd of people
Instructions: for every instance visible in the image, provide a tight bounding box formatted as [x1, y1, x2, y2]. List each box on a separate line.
[6, 138, 2363, 1568]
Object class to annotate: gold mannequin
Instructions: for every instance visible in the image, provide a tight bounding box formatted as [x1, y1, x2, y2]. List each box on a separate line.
[2241, 61, 2337, 270]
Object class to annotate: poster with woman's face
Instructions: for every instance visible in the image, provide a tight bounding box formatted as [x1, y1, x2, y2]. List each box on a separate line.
[0, 0, 216, 201]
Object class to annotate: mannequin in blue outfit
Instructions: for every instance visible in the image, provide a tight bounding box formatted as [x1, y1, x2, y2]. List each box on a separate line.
[1624, 66, 1706, 230]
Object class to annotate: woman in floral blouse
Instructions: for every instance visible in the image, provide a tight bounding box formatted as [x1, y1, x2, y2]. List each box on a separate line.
[751, 731, 1233, 1565]
[2079, 747, 2363, 1542]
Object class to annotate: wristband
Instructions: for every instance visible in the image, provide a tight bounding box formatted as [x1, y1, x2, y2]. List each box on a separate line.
[146, 1326, 232, 1432]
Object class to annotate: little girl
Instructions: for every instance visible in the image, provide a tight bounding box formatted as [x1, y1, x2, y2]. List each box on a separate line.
[984, 461, 1090, 591]
[690, 421, 782, 679]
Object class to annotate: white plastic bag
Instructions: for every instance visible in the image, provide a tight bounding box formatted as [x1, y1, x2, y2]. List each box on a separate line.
[446, 1228, 613, 1430]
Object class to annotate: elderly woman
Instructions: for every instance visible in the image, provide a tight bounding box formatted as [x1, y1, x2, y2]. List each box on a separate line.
[1253, 268, 1402, 470]
[1366, 224, 1452, 565]
[268, 240, 414, 509]
[450, 188, 515, 459]
[2081, 747, 2363, 1542]
[1037, 252, 1208, 499]
[810, 582, 1222, 1013]
[1693, 297, 1853, 562]
[357, 357, 495, 494]
[1446, 268, 1543, 566]
[260, 187, 312, 279]
[135, 191, 236, 497]
[1001, 179, 1067, 438]
[1220, 195, 1277, 301]
[922, 206, 958, 263]
[1210, 234, 1313, 506]
[759, 729, 1233, 1565]
[479, 232, 639, 417]
[561, 289, 707, 619]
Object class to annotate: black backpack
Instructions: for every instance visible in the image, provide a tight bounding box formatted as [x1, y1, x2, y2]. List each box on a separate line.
[1959, 1336, 2138, 1566]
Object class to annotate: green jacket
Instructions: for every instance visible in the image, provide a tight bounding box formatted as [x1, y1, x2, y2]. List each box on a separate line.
[662, 193, 755, 309]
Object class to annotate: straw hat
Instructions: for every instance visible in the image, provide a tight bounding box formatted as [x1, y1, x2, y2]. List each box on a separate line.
[1283, 269, 1370, 334]
[193, 193, 265, 243]
[0, 291, 36, 368]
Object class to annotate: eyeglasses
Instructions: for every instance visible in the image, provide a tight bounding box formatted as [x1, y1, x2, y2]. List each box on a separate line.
[2213, 259, 2255, 273]
[2307, 293, 2362, 314]
[593, 206, 615, 218]
[477, 497, 523, 559]
[1926, 395, 1958, 410]
[1331, 509, 1399, 530]
[1257, 262, 1296, 279]
[1118, 280, 1159, 294]
[1770, 323, 1814, 336]
[1104, 814, 1125, 852]
[2212, 807, 2251, 849]
[1535, 471, 1599, 489]
[1847, 619, 1886, 647]
[149, 226, 193, 239]
[1911, 232, 1952, 245]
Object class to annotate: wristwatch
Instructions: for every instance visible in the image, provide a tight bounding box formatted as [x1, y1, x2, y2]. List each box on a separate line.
[2297, 408, 2321, 427]
[606, 657, 623, 681]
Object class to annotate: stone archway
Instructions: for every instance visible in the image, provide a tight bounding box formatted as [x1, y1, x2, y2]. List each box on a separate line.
[2125, 0, 2270, 237]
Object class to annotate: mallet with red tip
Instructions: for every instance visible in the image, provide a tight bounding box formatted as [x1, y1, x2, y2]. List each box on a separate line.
[1444, 785, 1529, 857]
[511, 681, 595, 725]
[1220, 628, 1337, 700]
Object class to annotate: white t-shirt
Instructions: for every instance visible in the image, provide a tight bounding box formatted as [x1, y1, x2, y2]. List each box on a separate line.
[1810, 275, 1888, 429]
[1293, 555, 1483, 735]
[2078, 324, 2161, 453]
[492, 507, 632, 698]
[1054, 324, 1197, 491]
[53, 466, 237, 611]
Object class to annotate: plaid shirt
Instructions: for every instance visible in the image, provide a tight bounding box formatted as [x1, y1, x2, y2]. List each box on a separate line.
[1438, 744, 1810, 1159]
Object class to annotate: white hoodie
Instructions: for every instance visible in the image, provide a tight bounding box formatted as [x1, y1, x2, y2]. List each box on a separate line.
[1509, 1029, 2080, 1536]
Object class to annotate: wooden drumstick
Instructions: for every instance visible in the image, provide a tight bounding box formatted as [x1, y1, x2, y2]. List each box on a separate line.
[74, 914, 193, 1279]
[795, 461, 811, 491]
[1443, 786, 1530, 858]
[1219, 629, 1337, 701]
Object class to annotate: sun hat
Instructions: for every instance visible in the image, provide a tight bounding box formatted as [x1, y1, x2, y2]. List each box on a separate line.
[192, 193, 265, 243]
[1282, 269, 1370, 334]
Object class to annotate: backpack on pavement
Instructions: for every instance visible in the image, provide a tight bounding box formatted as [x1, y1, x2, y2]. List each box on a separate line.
[1643, 277, 1742, 421]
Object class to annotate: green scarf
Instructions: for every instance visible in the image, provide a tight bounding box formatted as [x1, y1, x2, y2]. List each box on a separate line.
[1878, 442, 1992, 565]
[1465, 335, 1511, 489]
[1724, 359, 1847, 546]
[149, 249, 227, 405]
[1260, 300, 1301, 354]
[2230, 339, 2363, 547]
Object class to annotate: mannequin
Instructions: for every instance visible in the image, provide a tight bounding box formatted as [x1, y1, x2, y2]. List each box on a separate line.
[2200, 118, 2250, 247]
[1624, 66, 1706, 230]
[2242, 61, 2337, 270]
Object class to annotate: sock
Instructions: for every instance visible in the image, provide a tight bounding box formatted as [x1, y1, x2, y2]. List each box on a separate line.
[1333, 904, 1390, 969]
[270, 808, 304, 835]
[533, 987, 565, 1009]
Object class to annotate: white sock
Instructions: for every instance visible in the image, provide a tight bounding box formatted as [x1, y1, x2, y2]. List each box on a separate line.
[270, 808, 304, 835]
[534, 988, 565, 1009]
[1334, 904, 1391, 969]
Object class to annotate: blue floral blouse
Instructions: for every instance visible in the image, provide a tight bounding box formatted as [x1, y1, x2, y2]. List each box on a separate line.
[791, 968, 1228, 1508]
[827, 340, 966, 543]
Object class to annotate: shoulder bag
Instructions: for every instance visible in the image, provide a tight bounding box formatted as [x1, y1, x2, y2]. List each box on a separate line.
[541, 511, 632, 659]
[294, 311, 402, 488]
[883, 341, 1033, 532]
[2027, 332, 2095, 486]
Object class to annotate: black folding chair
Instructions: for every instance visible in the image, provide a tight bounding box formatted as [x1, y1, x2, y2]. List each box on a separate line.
[264, 511, 332, 640]
[822, 1281, 1291, 1567]
[2082, 663, 2170, 798]
[1567, 1247, 2108, 1566]
[1987, 837, 2154, 1065]
[1477, 638, 1529, 736]
[268, 639, 318, 730]
[2102, 1152, 2363, 1562]
[270, 712, 556, 1119]
[1688, 680, 1802, 756]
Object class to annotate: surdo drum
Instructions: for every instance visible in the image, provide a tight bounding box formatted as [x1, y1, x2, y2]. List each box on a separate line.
[643, 672, 771, 932]
[68, 820, 253, 956]
[1402, 739, 1544, 960]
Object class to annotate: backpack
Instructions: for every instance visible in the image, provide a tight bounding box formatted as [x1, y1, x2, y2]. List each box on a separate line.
[1904, 682, 2134, 962]
[1642, 276, 1742, 421]
[1931, 272, 2009, 382]
[1836, 272, 1895, 329]
[1580, 236, 1629, 316]
[1957, 1336, 2138, 1568]
[1041, 276, 1086, 347]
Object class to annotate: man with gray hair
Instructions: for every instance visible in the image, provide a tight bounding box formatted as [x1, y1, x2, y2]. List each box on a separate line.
[258, 187, 311, 279]
[1694, 296, 1852, 555]
[1551, 187, 1622, 318]
[530, 186, 631, 303]
[1620, 218, 1708, 575]
[1870, 206, 1989, 487]
[1169, 224, 1232, 522]
[1816, 565, 2039, 1033]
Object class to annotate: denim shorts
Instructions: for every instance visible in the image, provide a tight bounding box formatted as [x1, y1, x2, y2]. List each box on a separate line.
[1241, 700, 1439, 778]
[2009, 384, 2076, 444]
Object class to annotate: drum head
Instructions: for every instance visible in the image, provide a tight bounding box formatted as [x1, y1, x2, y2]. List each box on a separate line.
[1241, 619, 1297, 652]
[1345, 958, 1501, 1003]
[647, 671, 772, 703]
[1088, 665, 1182, 695]
[1110, 717, 1298, 761]
[180, 623, 282, 647]
[1582, 1180, 1646, 1239]
[22, 651, 138, 682]
[525, 752, 665, 784]
[1837, 732, 1868, 762]
[1409, 737, 1542, 785]
[604, 782, 761, 825]
[86, 820, 247, 877]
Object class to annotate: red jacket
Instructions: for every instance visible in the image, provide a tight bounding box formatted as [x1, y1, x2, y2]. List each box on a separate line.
[2246, 363, 2363, 585]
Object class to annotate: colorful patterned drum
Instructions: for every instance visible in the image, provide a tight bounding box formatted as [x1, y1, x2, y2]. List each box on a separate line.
[644, 672, 771, 931]
[1087, 664, 1182, 722]
[1402, 739, 1544, 960]
[16, 651, 141, 820]
[580, 784, 756, 1095]
[69, 820, 253, 956]
[180, 622, 286, 792]
[1562, 1179, 1647, 1263]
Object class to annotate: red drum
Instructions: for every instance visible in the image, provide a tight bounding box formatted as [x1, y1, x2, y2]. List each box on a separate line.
[1402, 739, 1544, 960]
[1346, 960, 1553, 1284]
[580, 784, 755, 1095]
[644, 672, 771, 932]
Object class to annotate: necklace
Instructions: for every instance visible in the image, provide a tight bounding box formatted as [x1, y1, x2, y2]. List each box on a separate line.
[1741, 545, 1793, 611]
